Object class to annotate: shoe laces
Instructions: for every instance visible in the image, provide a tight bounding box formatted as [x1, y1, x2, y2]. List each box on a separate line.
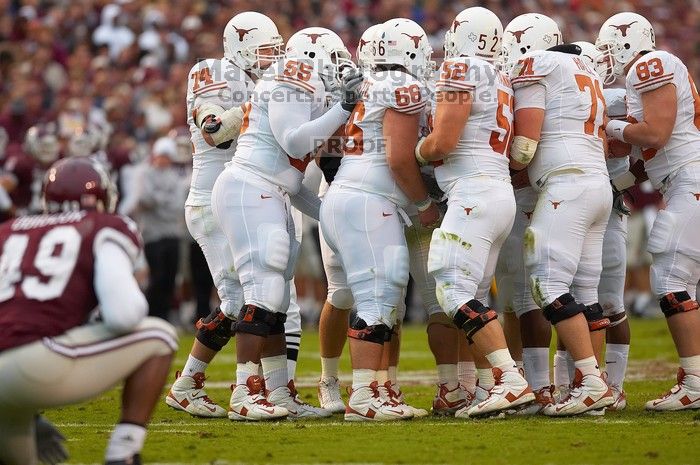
[188, 373, 217, 405]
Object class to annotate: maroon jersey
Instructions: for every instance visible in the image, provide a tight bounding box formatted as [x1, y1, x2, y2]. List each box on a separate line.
[2, 151, 39, 212]
[0, 210, 141, 351]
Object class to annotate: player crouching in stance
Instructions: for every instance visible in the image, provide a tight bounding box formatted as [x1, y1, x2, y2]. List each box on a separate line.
[0, 158, 178, 465]
[505, 13, 614, 416]
[211, 27, 361, 420]
[598, 12, 700, 411]
[321, 18, 441, 421]
[415, 7, 534, 418]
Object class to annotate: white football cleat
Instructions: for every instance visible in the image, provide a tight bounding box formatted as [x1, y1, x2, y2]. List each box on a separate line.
[466, 368, 534, 418]
[267, 381, 332, 419]
[318, 376, 346, 413]
[455, 383, 488, 418]
[345, 381, 413, 421]
[543, 369, 614, 416]
[228, 375, 288, 421]
[517, 385, 555, 415]
[383, 382, 428, 418]
[432, 383, 468, 416]
[165, 371, 227, 418]
[646, 368, 700, 411]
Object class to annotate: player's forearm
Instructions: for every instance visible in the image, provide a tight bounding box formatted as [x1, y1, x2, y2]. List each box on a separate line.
[619, 122, 670, 150]
[418, 131, 458, 161]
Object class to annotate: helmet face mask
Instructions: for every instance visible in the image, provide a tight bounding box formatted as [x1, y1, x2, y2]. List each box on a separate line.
[25, 123, 60, 166]
[596, 12, 655, 85]
[572, 41, 607, 80]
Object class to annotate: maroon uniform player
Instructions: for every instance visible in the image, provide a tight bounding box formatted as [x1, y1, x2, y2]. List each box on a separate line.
[0, 158, 178, 465]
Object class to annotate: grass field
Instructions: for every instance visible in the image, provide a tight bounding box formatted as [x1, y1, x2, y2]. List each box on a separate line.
[46, 317, 700, 465]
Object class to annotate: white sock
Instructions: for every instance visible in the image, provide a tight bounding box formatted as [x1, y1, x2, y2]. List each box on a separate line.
[458, 361, 476, 391]
[261, 355, 288, 392]
[182, 355, 208, 377]
[388, 366, 398, 385]
[680, 355, 700, 376]
[352, 369, 376, 390]
[485, 348, 517, 372]
[376, 369, 389, 385]
[321, 356, 340, 380]
[515, 360, 524, 375]
[522, 347, 551, 390]
[287, 359, 297, 383]
[574, 355, 600, 377]
[477, 368, 494, 390]
[236, 361, 259, 386]
[605, 343, 630, 388]
[437, 364, 459, 388]
[105, 423, 146, 461]
[553, 350, 570, 387]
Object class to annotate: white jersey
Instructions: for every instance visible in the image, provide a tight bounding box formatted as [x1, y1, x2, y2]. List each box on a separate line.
[625, 50, 700, 189]
[333, 70, 428, 207]
[433, 57, 513, 190]
[185, 58, 254, 206]
[231, 58, 328, 194]
[602, 87, 631, 179]
[511, 50, 608, 185]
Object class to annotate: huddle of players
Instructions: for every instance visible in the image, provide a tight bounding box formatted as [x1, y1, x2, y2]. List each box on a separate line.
[168, 6, 700, 421]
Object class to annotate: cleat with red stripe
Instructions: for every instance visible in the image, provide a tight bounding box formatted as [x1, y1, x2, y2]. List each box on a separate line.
[516, 385, 555, 415]
[267, 381, 332, 419]
[466, 368, 534, 418]
[228, 375, 288, 421]
[645, 368, 700, 411]
[382, 382, 428, 418]
[543, 369, 613, 416]
[432, 383, 468, 416]
[165, 371, 227, 418]
[344, 381, 413, 422]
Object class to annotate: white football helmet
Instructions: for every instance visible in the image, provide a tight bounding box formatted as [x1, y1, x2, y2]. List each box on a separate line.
[444, 7, 503, 63]
[596, 12, 655, 85]
[223, 12, 284, 77]
[24, 122, 60, 166]
[501, 13, 562, 73]
[66, 127, 97, 158]
[168, 126, 193, 165]
[357, 24, 383, 70]
[374, 18, 434, 80]
[285, 27, 353, 90]
[572, 41, 606, 80]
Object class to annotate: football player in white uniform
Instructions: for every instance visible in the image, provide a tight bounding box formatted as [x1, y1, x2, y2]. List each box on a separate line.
[320, 18, 439, 421]
[315, 24, 384, 414]
[165, 12, 283, 418]
[598, 12, 700, 411]
[415, 7, 534, 418]
[212, 27, 361, 420]
[506, 13, 614, 416]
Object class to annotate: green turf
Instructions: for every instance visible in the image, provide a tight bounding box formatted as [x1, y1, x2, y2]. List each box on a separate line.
[45, 317, 700, 465]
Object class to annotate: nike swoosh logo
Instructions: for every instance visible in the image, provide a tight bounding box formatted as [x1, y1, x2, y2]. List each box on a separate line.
[260, 195, 272, 199]
[261, 408, 276, 414]
[388, 409, 404, 415]
[382, 212, 392, 217]
[204, 405, 216, 412]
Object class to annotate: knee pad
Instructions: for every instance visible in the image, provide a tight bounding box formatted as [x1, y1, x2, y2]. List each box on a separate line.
[257, 223, 290, 274]
[542, 293, 586, 325]
[195, 307, 236, 351]
[426, 311, 457, 332]
[608, 311, 628, 328]
[347, 315, 391, 345]
[328, 287, 354, 310]
[452, 299, 498, 342]
[583, 303, 610, 332]
[235, 305, 287, 336]
[659, 292, 699, 318]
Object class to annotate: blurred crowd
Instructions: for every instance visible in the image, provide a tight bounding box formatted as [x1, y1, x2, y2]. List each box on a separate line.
[1, 0, 697, 325]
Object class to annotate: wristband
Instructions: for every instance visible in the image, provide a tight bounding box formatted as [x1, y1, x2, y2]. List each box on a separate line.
[415, 197, 432, 212]
[605, 119, 630, 142]
[414, 137, 429, 166]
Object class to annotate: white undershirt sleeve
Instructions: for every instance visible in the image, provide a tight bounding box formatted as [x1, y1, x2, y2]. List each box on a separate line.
[514, 83, 546, 111]
[94, 241, 148, 334]
[268, 87, 350, 158]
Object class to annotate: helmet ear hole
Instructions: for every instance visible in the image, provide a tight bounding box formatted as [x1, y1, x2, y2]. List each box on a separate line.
[409, 52, 416, 59]
[624, 43, 630, 50]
